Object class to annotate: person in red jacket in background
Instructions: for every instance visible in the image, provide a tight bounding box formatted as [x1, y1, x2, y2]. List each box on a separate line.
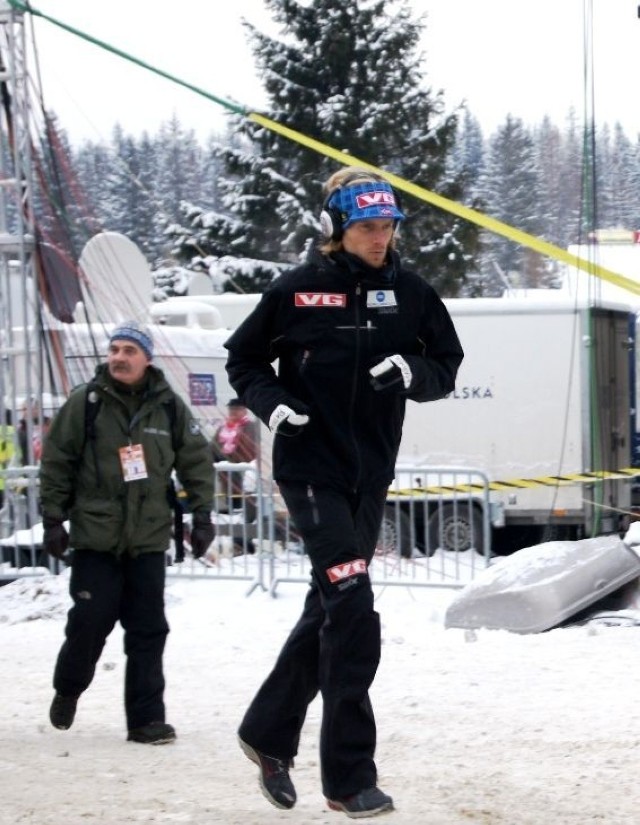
[211, 398, 259, 554]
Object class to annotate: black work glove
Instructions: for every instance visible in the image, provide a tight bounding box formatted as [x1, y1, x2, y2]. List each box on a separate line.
[268, 402, 310, 436]
[42, 515, 69, 560]
[369, 354, 413, 393]
[190, 511, 215, 559]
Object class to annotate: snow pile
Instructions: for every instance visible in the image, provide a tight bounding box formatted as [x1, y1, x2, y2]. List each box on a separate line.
[0, 572, 70, 625]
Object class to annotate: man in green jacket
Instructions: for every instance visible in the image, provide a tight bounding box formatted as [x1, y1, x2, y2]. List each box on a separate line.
[40, 321, 215, 744]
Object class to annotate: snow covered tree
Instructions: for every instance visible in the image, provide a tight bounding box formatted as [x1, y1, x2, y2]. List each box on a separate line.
[554, 109, 583, 247]
[450, 110, 486, 199]
[34, 114, 99, 258]
[169, 0, 479, 295]
[75, 125, 160, 260]
[533, 117, 565, 244]
[601, 123, 637, 230]
[477, 115, 549, 291]
[154, 117, 205, 227]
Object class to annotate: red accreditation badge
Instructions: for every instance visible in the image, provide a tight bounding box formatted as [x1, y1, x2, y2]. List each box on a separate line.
[118, 443, 148, 481]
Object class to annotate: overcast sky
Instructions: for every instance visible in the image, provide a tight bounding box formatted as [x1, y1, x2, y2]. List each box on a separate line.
[25, 0, 640, 145]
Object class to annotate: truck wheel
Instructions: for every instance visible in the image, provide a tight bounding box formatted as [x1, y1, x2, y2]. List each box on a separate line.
[377, 505, 412, 558]
[428, 504, 484, 554]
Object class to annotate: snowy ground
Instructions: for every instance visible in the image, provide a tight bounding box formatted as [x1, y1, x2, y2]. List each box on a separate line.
[2, 569, 640, 824]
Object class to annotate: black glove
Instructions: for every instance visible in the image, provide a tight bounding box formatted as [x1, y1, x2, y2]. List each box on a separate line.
[269, 402, 310, 436]
[369, 354, 413, 393]
[190, 511, 215, 559]
[42, 515, 69, 560]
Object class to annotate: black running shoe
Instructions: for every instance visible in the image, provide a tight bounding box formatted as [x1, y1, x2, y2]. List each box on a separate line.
[127, 721, 176, 745]
[326, 787, 394, 819]
[49, 693, 79, 730]
[238, 736, 296, 810]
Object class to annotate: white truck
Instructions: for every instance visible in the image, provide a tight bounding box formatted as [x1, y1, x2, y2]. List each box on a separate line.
[383, 295, 638, 557]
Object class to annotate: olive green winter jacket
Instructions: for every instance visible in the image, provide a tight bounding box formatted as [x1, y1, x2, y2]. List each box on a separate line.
[39, 364, 214, 556]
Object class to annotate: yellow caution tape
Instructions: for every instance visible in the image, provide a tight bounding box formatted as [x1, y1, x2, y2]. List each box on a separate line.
[388, 467, 640, 497]
[250, 113, 640, 296]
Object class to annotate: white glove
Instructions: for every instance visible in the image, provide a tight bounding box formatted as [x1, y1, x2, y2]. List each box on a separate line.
[269, 404, 310, 436]
[369, 354, 412, 392]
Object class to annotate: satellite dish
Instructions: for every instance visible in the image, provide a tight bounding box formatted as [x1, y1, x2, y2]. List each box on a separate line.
[76, 232, 153, 324]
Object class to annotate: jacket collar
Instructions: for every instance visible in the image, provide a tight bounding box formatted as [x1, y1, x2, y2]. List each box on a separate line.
[313, 248, 399, 287]
[93, 362, 170, 400]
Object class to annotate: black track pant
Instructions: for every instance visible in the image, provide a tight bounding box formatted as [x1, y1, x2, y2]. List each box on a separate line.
[238, 483, 387, 799]
[53, 549, 169, 730]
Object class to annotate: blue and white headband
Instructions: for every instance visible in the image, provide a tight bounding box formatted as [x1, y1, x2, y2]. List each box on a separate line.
[328, 181, 405, 230]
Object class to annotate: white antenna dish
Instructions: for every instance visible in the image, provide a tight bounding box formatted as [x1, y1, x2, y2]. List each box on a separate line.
[76, 232, 154, 324]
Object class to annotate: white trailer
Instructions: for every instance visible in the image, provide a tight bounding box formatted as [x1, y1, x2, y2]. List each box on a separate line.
[387, 296, 638, 556]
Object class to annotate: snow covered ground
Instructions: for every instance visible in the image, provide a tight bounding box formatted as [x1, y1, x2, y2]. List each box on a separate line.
[2, 567, 640, 824]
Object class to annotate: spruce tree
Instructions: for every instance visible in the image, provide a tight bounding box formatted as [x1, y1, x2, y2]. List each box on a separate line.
[168, 0, 479, 295]
[477, 115, 547, 290]
[605, 123, 637, 230]
[556, 110, 584, 247]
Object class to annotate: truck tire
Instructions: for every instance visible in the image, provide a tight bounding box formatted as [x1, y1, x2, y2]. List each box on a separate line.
[377, 505, 412, 558]
[428, 503, 484, 554]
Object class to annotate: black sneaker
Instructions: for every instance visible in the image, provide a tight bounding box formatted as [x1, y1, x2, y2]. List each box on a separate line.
[127, 721, 176, 745]
[327, 787, 394, 819]
[49, 693, 79, 730]
[238, 735, 296, 810]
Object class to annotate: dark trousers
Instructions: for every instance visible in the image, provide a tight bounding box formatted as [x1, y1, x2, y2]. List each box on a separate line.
[53, 549, 169, 730]
[238, 483, 387, 799]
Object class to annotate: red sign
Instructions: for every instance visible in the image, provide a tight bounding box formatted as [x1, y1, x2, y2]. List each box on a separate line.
[326, 558, 367, 583]
[295, 292, 347, 307]
[355, 191, 396, 208]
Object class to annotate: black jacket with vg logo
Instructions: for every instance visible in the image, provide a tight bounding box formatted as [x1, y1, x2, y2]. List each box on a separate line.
[224, 249, 463, 493]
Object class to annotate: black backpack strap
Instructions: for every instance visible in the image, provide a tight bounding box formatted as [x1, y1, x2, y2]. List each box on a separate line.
[164, 394, 184, 562]
[84, 383, 103, 488]
[165, 396, 178, 451]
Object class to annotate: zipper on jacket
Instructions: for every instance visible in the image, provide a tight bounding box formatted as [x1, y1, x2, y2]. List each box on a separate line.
[349, 283, 363, 492]
[307, 484, 319, 525]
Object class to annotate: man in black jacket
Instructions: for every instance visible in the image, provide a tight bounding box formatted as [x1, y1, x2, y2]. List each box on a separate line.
[225, 168, 463, 818]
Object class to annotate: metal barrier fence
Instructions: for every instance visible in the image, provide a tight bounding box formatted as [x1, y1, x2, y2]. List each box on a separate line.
[0, 466, 52, 575]
[169, 463, 493, 594]
[0, 462, 492, 592]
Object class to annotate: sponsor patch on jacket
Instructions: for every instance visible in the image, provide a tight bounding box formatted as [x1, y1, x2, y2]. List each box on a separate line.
[295, 292, 347, 308]
[189, 419, 201, 435]
[326, 558, 367, 583]
[367, 289, 397, 309]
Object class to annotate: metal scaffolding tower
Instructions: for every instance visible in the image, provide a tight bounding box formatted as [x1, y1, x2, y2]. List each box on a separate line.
[0, 1, 42, 535]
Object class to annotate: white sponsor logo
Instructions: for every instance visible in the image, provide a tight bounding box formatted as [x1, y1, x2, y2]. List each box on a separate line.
[367, 289, 397, 308]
